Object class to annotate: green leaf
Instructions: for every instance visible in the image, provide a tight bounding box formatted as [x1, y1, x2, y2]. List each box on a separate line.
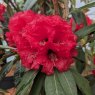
[45, 72, 66, 95]
[16, 70, 38, 95]
[29, 72, 46, 95]
[14, 63, 25, 86]
[0, 29, 3, 34]
[71, 69, 93, 95]
[23, 0, 38, 10]
[80, 0, 89, 3]
[0, 45, 15, 50]
[4, 0, 10, 3]
[79, 2, 95, 10]
[0, 61, 14, 81]
[70, 0, 76, 7]
[71, 10, 87, 25]
[75, 24, 95, 39]
[75, 47, 85, 73]
[7, 4, 14, 17]
[85, 75, 95, 95]
[56, 70, 78, 95]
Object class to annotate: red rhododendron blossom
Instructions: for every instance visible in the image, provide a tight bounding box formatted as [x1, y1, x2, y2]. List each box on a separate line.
[0, 4, 5, 21]
[6, 10, 39, 46]
[69, 16, 92, 32]
[92, 70, 95, 75]
[6, 10, 77, 75]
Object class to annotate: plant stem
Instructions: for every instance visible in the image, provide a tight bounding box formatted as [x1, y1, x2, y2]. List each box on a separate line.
[52, 0, 59, 15]
[62, 0, 69, 19]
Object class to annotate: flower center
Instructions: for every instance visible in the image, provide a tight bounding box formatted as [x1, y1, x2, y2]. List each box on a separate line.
[44, 38, 48, 42]
[39, 38, 48, 46]
[48, 49, 53, 55]
[47, 49, 57, 62]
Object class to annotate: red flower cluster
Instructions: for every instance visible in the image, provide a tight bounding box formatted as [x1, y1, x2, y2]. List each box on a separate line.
[6, 10, 77, 75]
[92, 70, 95, 75]
[70, 16, 92, 32]
[0, 4, 5, 21]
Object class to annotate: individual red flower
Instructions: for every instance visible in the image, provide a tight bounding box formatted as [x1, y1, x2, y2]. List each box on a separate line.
[0, 3, 6, 21]
[6, 10, 77, 75]
[6, 10, 38, 46]
[92, 70, 95, 75]
[69, 16, 92, 32]
[8, 10, 37, 32]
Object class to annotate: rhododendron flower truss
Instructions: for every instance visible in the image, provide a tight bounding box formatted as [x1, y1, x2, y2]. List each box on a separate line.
[70, 16, 92, 32]
[92, 70, 95, 76]
[6, 10, 77, 75]
[0, 3, 5, 21]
